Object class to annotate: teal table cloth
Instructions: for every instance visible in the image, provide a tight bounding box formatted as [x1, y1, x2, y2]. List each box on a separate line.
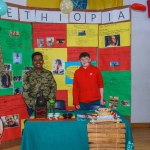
[114, 110, 134, 150]
[21, 113, 89, 150]
[21, 110, 134, 150]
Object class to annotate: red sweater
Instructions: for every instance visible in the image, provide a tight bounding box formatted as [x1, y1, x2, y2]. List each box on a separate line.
[73, 64, 104, 105]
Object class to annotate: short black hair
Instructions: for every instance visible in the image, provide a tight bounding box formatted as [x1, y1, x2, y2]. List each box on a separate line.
[56, 59, 62, 66]
[32, 52, 43, 61]
[79, 52, 90, 59]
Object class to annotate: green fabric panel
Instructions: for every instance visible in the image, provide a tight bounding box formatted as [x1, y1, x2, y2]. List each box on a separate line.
[0, 46, 4, 72]
[102, 71, 131, 116]
[0, 20, 33, 96]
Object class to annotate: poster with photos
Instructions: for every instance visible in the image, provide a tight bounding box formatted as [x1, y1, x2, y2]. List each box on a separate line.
[32, 23, 66, 48]
[99, 22, 130, 48]
[102, 71, 131, 116]
[67, 24, 98, 47]
[0, 20, 33, 96]
[1, 114, 19, 128]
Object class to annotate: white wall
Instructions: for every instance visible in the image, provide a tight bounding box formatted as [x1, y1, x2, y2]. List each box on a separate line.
[124, 0, 131, 5]
[125, 0, 150, 123]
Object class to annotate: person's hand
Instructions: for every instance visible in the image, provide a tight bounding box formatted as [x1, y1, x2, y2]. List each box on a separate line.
[100, 99, 104, 105]
[75, 105, 80, 110]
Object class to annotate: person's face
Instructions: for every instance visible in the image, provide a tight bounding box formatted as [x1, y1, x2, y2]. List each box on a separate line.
[55, 61, 61, 67]
[111, 36, 116, 44]
[80, 56, 91, 68]
[5, 115, 15, 126]
[32, 55, 44, 70]
[0, 119, 3, 136]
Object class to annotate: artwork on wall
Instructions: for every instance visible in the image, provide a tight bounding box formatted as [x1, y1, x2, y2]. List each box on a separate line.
[0, 7, 131, 116]
[32, 24, 67, 48]
[0, 20, 33, 96]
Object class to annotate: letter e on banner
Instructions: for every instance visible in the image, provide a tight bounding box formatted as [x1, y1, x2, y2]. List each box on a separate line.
[1, 6, 19, 20]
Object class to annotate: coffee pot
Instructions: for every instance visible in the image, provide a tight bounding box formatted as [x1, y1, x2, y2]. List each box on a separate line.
[35, 90, 47, 118]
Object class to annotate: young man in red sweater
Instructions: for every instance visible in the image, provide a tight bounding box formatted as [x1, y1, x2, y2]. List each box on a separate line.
[73, 52, 104, 110]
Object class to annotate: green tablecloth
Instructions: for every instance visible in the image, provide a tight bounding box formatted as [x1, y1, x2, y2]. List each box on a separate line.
[114, 110, 134, 150]
[21, 110, 134, 150]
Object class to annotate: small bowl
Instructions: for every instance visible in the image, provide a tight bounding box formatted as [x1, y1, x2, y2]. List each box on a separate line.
[62, 113, 73, 119]
[47, 113, 54, 118]
[54, 113, 60, 118]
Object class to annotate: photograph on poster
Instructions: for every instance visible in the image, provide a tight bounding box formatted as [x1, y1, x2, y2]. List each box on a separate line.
[0, 118, 3, 139]
[53, 59, 64, 75]
[56, 39, 65, 44]
[13, 53, 22, 64]
[105, 35, 120, 47]
[37, 38, 44, 48]
[14, 87, 22, 94]
[22, 70, 29, 81]
[78, 30, 86, 36]
[109, 96, 119, 109]
[110, 61, 120, 67]
[121, 100, 130, 107]
[1, 114, 19, 128]
[4, 64, 12, 71]
[103, 99, 108, 105]
[0, 71, 13, 89]
[24, 66, 33, 71]
[13, 76, 22, 82]
[46, 37, 54, 47]
[9, 30, 20, 36]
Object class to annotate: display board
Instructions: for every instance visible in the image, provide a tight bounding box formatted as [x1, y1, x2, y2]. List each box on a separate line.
[0, 95, 28, 142]
[0, 20, 33, 96]
[0, 5, 131, 143]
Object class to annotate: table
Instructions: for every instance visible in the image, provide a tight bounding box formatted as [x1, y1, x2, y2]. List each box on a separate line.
[21, 111, 89, 150]
[115, 111, 134, 150]
[21, 110, 134, 150]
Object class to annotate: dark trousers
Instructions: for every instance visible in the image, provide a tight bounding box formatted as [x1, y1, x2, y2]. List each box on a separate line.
[79, 100, 105, 110]
[27, 107, 34, 116]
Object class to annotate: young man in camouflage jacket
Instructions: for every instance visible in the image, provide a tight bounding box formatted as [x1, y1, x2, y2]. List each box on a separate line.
[23, 52, 57, 115]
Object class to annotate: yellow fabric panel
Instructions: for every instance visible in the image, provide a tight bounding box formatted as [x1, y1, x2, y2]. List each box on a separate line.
[99, 22, 131, 48]
[67, 24, 98, 47]
[87, 0, 123, 10]
[67, 85, 73, 106]
[27, 0, 61, 8]
[34, 48, 68, 90]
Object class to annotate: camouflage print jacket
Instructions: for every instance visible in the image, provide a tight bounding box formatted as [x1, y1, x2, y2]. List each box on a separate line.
[23, 68, 57, 109]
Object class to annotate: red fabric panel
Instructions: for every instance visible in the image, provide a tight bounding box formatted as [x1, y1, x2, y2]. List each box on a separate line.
[0, 94, 28, 142]
[67, 47, 96, 61]
[32, 23, 66, 48]
[56, 90, 68, 108]
[98, 46, 131, 71]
